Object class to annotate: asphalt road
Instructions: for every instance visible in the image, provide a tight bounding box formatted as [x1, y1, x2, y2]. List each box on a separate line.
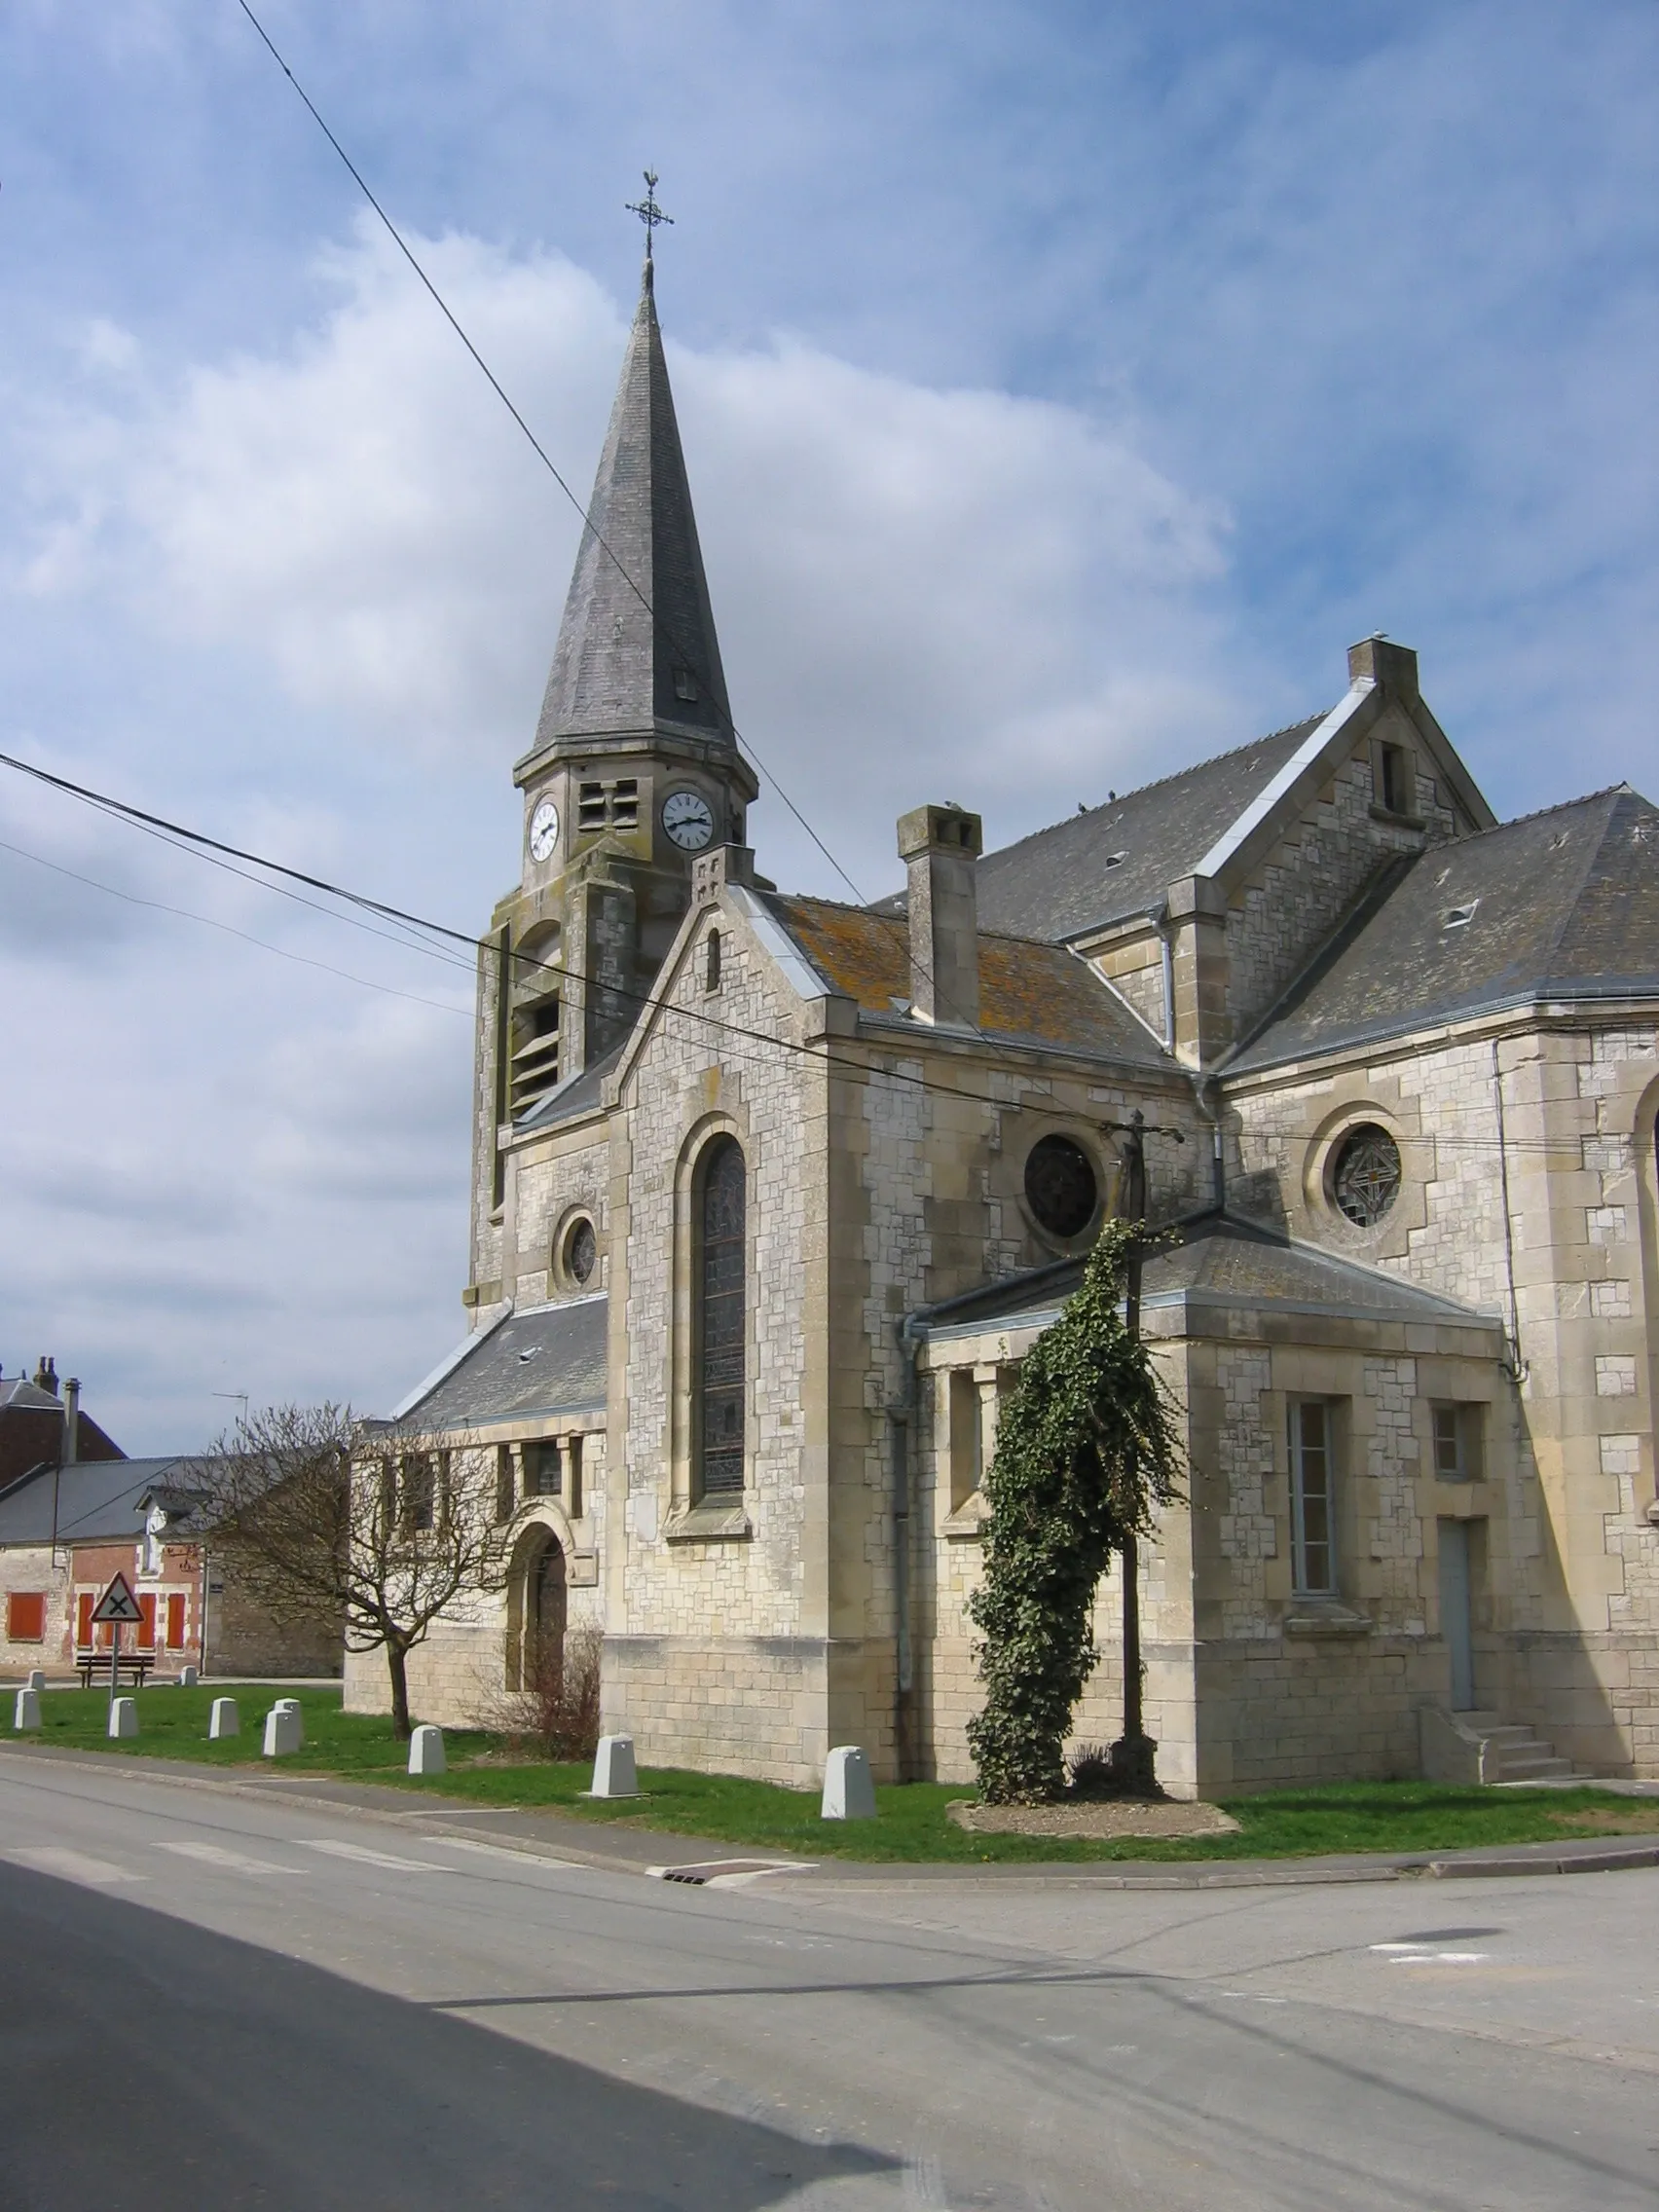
[1, 1755, 1656, 2211]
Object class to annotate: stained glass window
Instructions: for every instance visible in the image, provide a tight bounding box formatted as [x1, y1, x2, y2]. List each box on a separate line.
[1023, 1134, 1099, 1239]
[566, 1217, 597, 1286]
[698, 1138, 747, 1495]
[1332, 1124, 1402, 1227]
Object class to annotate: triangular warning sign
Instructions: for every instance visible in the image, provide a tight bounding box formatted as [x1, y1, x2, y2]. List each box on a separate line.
[92, 1571, 144, 1626]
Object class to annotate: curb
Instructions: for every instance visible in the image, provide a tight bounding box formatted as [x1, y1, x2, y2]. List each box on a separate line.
[4, 1742, 1658, 1890]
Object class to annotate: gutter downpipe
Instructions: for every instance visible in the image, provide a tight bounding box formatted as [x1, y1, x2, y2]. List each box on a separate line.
[1490, 1042, 1530, 1385]
[1152, 903, 1176, 1053]
[890, 1314, 923, 1784]
[1191, 1074, 1226, 1212]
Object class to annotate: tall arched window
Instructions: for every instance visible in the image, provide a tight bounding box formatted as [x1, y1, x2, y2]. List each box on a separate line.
[697, 1137, 747, 1494]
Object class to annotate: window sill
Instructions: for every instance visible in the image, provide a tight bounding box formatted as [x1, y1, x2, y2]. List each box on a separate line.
[1284, 1601, 1373, 1639]
[942, 1492, 991, 1541]
[1368, 803, 1426, 832]
[665, 1499, 753, 1544]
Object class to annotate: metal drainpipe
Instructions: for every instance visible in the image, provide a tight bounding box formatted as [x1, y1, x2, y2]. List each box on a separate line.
[889, 1314, 924, 1783]
[1152, 904, 1176, 1051]
[1190, 1075, 1226, 1211]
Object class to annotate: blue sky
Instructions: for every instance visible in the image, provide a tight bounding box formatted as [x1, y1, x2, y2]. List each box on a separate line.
[2, 1, 1654, 1447]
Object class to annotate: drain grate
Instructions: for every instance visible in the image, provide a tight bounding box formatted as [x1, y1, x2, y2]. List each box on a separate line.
[648, 1858, 813, 1888]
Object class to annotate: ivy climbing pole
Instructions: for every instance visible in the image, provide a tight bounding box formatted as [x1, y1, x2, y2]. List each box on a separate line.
[966, 1219, 1186, 1805]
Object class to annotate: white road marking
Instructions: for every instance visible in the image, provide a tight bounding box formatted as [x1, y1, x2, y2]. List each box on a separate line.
[1371, 1942, 1490, 1965]
[430, 1836, 592, 1869]
[4, 1846, 143, 1885]
[301, 1838, 447, 1872]
[152, 1840, 307, 1875]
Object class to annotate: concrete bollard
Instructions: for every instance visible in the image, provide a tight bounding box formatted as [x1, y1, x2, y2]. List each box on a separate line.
[208, 1696, 240, 1740]
[263, 1704, 303, 1757]
[272, 1696, 304, 1748]
[408, 1723, 446, 1777]
[587, 1734, 640, 1798]
[13, 1688, 41, 1731]
[821, 1746, 876, 1821]
[109, 1696, 138, 1741]
[24, 1669, 45, 1694]
[177, 1664, 199, 1688]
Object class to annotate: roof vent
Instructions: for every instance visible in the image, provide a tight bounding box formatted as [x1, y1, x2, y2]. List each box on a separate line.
[1102, 852, 1127, 870]
[517, 1346, 539, 1363]
[1442, 902, 1479, 930]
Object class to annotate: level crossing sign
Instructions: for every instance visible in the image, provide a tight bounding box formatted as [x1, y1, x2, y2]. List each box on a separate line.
[91, 1571, 144, 1627]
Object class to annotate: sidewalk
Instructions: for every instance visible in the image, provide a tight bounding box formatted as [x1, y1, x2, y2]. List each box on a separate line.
[5, 1740, 1658, 1889]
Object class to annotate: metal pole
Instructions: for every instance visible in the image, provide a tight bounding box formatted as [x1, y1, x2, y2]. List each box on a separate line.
[107, 1619, 121, 1722]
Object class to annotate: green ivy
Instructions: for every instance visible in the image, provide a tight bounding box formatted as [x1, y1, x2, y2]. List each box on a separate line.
[966, 1220, 1185, 1804]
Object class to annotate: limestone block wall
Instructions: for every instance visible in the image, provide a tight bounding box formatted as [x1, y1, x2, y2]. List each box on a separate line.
[1224, 727, 1455, 1042]
[507, 1128, 611, 1310]
[0, 1545, 69, 1674]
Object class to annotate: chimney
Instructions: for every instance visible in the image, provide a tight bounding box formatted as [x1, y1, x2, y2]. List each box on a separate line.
[896, 803, 982, 1029]
[62, 1377, 81, 1467]
[33, 1355, 58, 1397]
[1347, 635, 1419, 700]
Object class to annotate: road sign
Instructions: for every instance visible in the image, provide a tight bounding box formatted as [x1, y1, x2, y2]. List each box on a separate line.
[92, 1572, 144, 1626]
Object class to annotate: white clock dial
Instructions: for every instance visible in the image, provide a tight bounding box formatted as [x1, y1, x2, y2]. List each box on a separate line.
[662, 790, 716, 852]
[528, 797, 561, 863]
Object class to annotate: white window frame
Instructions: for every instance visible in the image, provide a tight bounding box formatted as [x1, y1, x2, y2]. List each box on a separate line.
[1289, 1398, 1338, 1597]
[1430, 1402, 1484, 1482]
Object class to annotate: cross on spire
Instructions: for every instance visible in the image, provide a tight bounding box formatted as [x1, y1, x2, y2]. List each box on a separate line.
[626, 169, 674, 264]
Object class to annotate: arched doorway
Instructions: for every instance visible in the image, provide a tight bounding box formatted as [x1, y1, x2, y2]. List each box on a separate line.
[505, 1525, 566, 1692]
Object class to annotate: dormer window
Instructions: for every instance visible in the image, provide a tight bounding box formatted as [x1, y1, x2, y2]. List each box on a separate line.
[674, 667, 699, 702]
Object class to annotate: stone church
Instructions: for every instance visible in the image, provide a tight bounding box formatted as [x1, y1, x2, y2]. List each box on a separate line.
[350, 249, 1659, 1797]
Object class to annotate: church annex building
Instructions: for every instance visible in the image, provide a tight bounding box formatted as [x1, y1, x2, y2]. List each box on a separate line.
[349, 250, 1659, 1798]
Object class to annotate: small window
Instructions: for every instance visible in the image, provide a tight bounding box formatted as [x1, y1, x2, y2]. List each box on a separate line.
[7, 1592, 46, 1642]
[495, 1444, 516, 1523]
[401, 1453, 437, 1532]
[1023, 1135, 1100, 1240]
[705, 929, 722, 993]
[610, 778, 640, 827]
[563, 1216, 598, 1288]
[577, 781, 608, 830]
[1431, 1403, 1484, 1482]
[1290, 1400, 1336, 1595]
[567, 1434, 584, 1521]
[1331, 1124, 1402, 1227]
[525, 1441, 562, 1498]
[674, 667, 699, 702]
[1377, 741, 1410, 815]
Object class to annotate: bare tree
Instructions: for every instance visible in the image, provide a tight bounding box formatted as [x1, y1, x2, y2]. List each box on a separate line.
[201, 1403, 507, 1739]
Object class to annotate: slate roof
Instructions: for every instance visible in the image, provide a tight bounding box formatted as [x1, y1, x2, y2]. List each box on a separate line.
[917, 1213, 1496, 1341]
[387, 1298, 608, 1436]
[1230, 786, 1659, 1072]
[889, 718, 1327, 945]
[516, 1041, 624, 1131]
[526, 259, 734, 761]
[0, 1456, 206, 1549]
[766, 895, 1174, 1066]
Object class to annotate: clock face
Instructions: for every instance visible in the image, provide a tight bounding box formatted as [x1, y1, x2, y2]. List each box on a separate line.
[662, 789, 716, 852]
[528, 797, 560, 863]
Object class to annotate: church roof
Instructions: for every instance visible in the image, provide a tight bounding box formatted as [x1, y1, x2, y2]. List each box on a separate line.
[766, 895, 1175, 1066]
[915, 717, 1328, 944]
[1228, 785, 1659, 1072]
[916, 1213, 1498, 1342]
[526, 260, 733, 763]
[386, 1297, 608, 1436]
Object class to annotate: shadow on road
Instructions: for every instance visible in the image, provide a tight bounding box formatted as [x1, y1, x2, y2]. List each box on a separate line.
[0, 1864, 898, 2211]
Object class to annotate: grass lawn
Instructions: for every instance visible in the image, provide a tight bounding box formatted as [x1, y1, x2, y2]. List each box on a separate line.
[9, 1682, 1659, 1864]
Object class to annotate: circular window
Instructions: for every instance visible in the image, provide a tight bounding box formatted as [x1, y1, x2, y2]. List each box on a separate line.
[563, 1217, 598, 1286]
[1023, 1135, 1099, 1240]
[1331, 1124, 1402, 1227]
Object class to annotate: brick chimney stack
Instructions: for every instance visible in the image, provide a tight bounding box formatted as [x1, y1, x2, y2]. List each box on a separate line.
[897, 802, 982, 1029]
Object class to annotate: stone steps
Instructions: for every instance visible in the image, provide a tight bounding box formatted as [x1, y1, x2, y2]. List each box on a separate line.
[1456, 1713, 1577, 1783]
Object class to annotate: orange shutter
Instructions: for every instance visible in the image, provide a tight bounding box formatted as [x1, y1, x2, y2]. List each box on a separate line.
[137, 1593, 158, 1649]
[77, 1592, 95, 1647]
[6, 1593, 46, 1641]
[165, 1592, 186, 1648]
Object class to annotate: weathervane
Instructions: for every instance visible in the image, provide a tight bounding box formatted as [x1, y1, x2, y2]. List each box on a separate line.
[626, 169, 674, 263]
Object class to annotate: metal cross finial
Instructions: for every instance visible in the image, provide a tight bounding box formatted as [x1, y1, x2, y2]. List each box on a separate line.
[626, 169, 674, 261]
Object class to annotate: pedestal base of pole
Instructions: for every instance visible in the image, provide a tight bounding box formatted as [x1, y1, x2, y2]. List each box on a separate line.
[1106, 1733, 1161, 1797]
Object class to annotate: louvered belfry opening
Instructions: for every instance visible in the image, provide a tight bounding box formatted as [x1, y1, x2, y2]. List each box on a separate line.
[696, 1137, 746, 1494]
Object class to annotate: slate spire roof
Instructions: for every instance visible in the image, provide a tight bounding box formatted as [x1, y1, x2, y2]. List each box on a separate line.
[529, 254, 733, 759]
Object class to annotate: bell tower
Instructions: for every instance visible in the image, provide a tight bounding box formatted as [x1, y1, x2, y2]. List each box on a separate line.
[469, 203, 757, 1281]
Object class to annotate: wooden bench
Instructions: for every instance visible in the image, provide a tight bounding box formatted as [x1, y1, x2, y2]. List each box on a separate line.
[74, 1648, 156, 1690]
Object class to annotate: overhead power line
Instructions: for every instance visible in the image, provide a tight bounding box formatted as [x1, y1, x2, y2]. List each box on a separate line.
[0, 744, 1608, 1160]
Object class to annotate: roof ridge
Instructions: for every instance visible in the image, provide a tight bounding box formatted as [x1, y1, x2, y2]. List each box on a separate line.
[1456, 785, 1640, 843]
[980, 711, 1329, 866]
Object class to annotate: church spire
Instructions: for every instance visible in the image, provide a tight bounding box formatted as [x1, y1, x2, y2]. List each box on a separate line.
[529, 190, 733, 761]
